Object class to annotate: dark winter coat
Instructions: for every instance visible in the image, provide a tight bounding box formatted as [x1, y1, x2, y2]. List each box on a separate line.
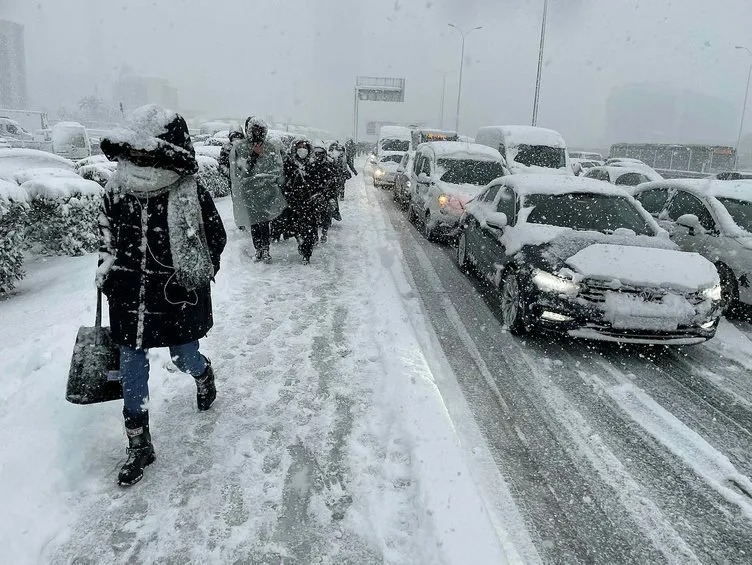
[283, 142, 318, 210]
[218, 141, 233, 179]
[308, 155, 337, 200]
[344, 139, 358, 176]
[98, 182, 227, 349]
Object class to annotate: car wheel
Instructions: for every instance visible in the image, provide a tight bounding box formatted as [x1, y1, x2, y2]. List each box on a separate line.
[423, 212, 436, 241]
[718, 264, 741, 318]
[501, 272, 527, 335]
[457, 231, 472, 273]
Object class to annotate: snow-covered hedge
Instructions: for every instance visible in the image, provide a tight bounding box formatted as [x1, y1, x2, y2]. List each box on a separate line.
[23, 176, 103, 256]
[197, 155, 230, 198]
[0, 180, 30, 293]
[76, 155, 118, 188]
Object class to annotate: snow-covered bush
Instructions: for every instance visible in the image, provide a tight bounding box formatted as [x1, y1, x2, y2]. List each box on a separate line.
[23, 176, 103, 256]
[0, 180, 30, 293]
[75, 155, 117, 187]
[197, 155, 230, 198]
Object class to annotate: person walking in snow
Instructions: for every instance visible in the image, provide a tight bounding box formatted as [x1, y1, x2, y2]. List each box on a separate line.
[97, 104, 227, 487]
[229, 117, 286, 262]
[218, 128, 244, 179]
[283, 137, 319, 264]
[329, 141, 351, 202]
[344, 137, 358, 179]
[308, 143, 337, 243]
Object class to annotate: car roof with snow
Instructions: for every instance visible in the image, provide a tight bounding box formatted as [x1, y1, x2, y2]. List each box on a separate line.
[494, 174, 631, 198]
[0, 148, 74, 177]
[419, 141, 502, 161]
[635, 178, 752, 202]
[378, 125, 411, 139]
[477, 125, 566, 148]
[590, 166, 652, 176]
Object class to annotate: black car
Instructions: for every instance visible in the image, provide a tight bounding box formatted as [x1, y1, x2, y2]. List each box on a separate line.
[457, 175, 722, 345]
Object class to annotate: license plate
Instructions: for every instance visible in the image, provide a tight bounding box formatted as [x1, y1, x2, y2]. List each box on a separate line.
[611, 315, 678, 331]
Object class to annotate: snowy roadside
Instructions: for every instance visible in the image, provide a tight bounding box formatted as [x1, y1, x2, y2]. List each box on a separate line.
[1, 173, 509, 563]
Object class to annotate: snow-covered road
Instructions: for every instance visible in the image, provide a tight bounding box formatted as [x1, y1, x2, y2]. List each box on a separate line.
[375, 181, 752, 563]
[0, 175, 518, 563]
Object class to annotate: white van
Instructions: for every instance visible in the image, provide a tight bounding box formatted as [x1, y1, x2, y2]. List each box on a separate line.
[51, 122, 91, 160]
[475, 125, 572, 176]
[377, 125, 412, 157]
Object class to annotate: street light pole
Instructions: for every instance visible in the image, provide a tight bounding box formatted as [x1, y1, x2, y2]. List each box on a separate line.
[734, 45, 752, 170]
[531, 0, 549, 126]
[435, 70, 449, 129]
[448, 24, 482, 134]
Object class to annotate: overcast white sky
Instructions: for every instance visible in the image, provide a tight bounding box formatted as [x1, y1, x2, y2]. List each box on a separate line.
[2, 0, 752, 148]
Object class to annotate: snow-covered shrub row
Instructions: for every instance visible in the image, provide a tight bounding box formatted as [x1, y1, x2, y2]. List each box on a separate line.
[23, 176, 103, 256]
[76, 155, 117, 188]
[196, 155, 230, 198]
[0, 180, 30, 293]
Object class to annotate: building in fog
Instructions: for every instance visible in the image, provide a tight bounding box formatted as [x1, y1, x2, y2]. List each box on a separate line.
[114, 74, 179, 114]
[605, 83, 737, 147]
[0, 19, 28, 109]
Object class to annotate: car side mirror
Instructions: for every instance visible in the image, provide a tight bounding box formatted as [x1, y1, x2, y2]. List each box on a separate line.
[676, 213, 705, 236]
[486, 212, 508, 230]
[417, 172, 432, 185]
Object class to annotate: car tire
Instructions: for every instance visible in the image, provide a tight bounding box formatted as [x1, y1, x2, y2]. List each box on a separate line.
[718, 263, 741, 318]
[501, 271, 528, 335]
[457, 231, 472, 274]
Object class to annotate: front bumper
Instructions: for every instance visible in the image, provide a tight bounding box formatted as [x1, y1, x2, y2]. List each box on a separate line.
[525, 287, 720, 345]
[374, 172, 396, 186]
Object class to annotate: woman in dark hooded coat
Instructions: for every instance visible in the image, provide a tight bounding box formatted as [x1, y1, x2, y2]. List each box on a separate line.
[98, 104, 227, 486]
[283, 137, 319, 263]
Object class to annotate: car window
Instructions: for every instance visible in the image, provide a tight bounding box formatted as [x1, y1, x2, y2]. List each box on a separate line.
[614, 172, 647, 186]
[495, 188, 516, 224]
[420, 155, 432, 176]
[635, 188, 670, 215]
[585, 169, 608, 182]
[481, 184, 501, 202]
[666, 190, 715, 231]
[413, 155, 423, 175]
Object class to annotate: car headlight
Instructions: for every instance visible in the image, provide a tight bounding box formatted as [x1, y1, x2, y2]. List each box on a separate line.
[702, 283, 722, 301]
[406, 180, 412, 188]
[438, 194, 448, 207]
[374, 168, 385, 177]
[532, 269, 580, 295]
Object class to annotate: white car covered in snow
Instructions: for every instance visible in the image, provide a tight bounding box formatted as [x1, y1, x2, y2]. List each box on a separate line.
[633, 179, 752, 315]
[475, 125, 572, 176]
[583, 165, 660, 187]
[372, 153, 404, 188]
[408, 141, 506, 241]
[457, 175, 722, 345]
[0, 148, 74, 183]
[51, 121, 92, 160]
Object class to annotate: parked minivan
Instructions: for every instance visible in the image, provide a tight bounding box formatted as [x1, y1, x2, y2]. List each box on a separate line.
[51, 122, 91, 160]
[475, 125, 572, 176]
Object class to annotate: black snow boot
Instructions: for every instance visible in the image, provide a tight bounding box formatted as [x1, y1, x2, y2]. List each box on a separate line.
[118, 412, 155, 487]
[195, 358, 216, 411]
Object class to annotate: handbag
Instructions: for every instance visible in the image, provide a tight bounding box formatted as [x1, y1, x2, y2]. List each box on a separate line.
[65, 290, 123, 404]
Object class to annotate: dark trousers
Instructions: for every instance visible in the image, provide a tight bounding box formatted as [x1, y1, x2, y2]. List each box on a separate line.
[250, 222, 271, 252]
[317, 197, 333, 233]
[292, 207, 318, 259]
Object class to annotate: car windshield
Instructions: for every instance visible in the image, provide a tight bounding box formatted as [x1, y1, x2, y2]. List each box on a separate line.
[437, 158, 505, 185]
[381, 139, 409, 152]
[524, 192, 654, 235]
[513, 144, 567, 168]
[380, 154, 403, 163]
[717, 197, 752, 232]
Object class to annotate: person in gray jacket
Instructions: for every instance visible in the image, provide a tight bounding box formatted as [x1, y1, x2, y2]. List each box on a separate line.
[229, 117, 286, 262]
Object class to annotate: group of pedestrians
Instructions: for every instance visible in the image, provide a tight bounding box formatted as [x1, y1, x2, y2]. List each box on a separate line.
[94, 105, 360, 486]
[222, 117, 357, 264]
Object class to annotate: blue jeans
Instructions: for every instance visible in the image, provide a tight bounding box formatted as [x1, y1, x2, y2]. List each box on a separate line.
[120, 341, 207, 417]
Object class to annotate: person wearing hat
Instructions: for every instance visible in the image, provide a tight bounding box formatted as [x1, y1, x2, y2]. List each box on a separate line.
[218, 127, 245, 179]
[228, 116, 286, 262]
[97, 104, 227, 486]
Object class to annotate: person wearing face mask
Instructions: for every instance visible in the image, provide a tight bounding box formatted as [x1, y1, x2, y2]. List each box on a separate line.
[308, 143, 337, 243]
[97, 104, 227, 486]
[283, 137, 319, 264]
[329, 141, 351, 202]
[229, 116, 287, 262]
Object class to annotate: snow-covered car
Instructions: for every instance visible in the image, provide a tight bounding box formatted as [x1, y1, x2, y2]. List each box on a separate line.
[475, 125, 572, 176]
[0, 137, 12, 149]
[393, 151, 415, 206]
[583, 166, 657, 188]
[569, 150, 604, 163]
[408, 142, 506, 241]
[457, 175, 722, 345]
[633, 179, 752, 315]
[363, 148, 378, 178]
[373, 153, 404, 188]
[194, 145, 222, 159]
[377, 125, 412, 157]
[0, 148, 74, 183]
[605, 157, 645, 166]
[609, 161, 663, 182]
[570, 158, 601, 174]
[0, 117, 34, 143]
[711, 171, 752, 180]
[51, 122, 91, 160]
